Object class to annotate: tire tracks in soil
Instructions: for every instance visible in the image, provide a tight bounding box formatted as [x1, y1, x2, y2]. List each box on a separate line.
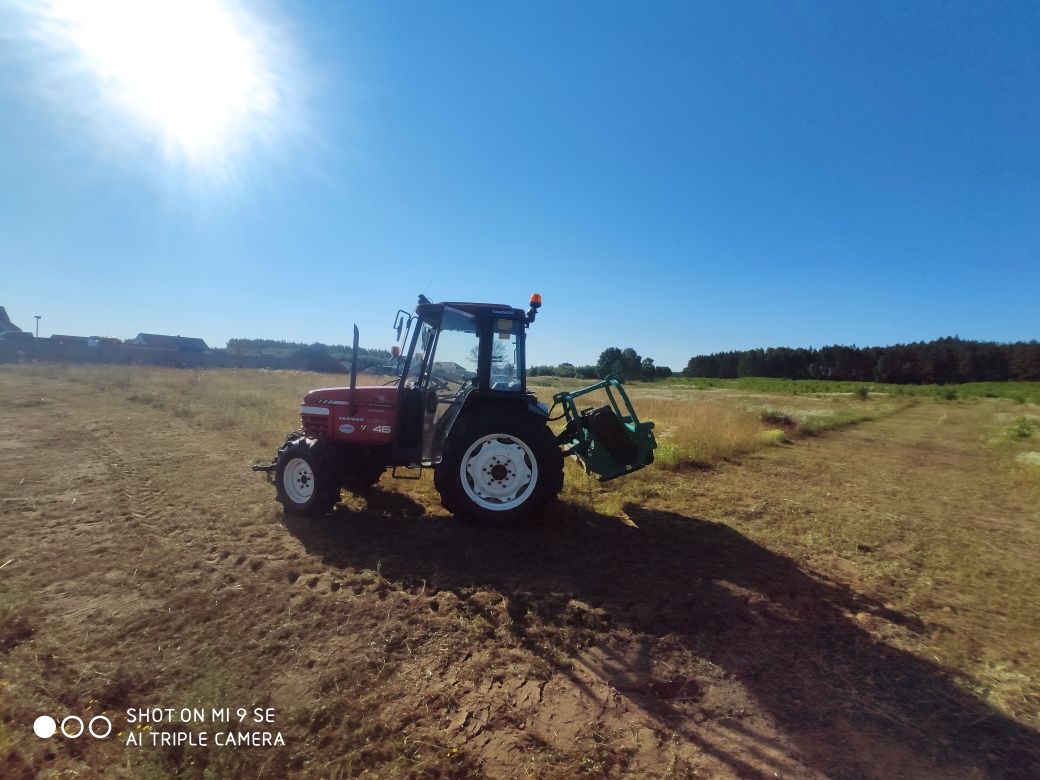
[6, 376, 1038, 778]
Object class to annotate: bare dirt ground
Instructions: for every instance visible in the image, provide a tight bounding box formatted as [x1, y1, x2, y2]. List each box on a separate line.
[1, 372, 1039, 778]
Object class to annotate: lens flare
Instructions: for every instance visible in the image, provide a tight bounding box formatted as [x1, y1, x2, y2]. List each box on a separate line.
[14, 0, 299, 182]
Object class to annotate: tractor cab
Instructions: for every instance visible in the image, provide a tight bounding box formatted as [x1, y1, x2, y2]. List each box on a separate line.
[392, 296, 540, 467]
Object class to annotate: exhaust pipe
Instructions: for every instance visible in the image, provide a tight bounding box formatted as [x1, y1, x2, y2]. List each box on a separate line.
[350, 323, 359, 410]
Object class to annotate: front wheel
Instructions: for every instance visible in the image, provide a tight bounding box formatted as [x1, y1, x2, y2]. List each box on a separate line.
[434, 410, 564, 522]
[274, 438, 340, 516]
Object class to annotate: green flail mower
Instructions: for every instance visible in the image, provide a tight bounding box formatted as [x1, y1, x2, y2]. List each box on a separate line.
[553, 375, 657, 481]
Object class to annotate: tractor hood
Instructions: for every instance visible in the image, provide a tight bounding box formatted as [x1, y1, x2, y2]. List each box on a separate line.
[303, 385, 396, 408]
[299, 386, 397, 442]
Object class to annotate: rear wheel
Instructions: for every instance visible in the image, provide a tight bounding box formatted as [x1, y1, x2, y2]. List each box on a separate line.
[435, 410, 564, 522]
[274, 438, 340, 516]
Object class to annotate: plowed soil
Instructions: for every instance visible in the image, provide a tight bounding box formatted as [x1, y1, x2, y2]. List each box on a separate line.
[1, 372, 1038, 778]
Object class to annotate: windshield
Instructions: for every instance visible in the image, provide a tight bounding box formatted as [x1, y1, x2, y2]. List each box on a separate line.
[405, 321, 435, 387]
[427, 308, 479, 397]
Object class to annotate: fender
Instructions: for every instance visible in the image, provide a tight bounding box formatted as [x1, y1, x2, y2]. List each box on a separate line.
[430, 391, 548, 464]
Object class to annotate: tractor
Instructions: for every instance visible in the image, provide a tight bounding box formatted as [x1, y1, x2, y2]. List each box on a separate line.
[253, 294, 656, 521]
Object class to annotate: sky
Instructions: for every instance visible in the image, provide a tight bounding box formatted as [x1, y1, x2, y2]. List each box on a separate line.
[0, 1, 1037, 370]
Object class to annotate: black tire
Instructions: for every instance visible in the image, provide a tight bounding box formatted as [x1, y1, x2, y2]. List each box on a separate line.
[274, 438, 341, 517]
[434, 409, 564, 522]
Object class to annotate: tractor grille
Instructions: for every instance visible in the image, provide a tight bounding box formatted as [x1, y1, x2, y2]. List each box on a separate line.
[301, 414, 328, 437]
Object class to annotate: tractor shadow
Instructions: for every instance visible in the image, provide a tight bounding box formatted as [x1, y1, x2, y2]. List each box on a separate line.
[283, 490, 1040, 778]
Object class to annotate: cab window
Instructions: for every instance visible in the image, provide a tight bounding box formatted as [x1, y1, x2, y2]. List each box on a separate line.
[490, 318, 521, 391]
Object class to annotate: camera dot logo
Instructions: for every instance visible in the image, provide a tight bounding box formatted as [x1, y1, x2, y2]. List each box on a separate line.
[33, 714, 112, 739]
[33, 715, 57, 739]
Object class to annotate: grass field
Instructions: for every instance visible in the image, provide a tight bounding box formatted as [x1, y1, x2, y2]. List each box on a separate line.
[1, 364, 1038, 778]
[665, 375, 1040, 404]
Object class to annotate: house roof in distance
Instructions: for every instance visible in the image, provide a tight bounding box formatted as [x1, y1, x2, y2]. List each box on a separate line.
[130, 333, 209, 351]
[0, 306, 22, 333]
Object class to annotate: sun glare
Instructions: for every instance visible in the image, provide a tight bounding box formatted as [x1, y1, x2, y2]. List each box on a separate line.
[33, 0, 289, 173]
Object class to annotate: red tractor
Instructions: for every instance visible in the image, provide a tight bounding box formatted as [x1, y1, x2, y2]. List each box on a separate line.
[254, 294, 656, 521]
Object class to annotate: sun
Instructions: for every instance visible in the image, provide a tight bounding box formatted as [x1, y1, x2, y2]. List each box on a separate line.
[36, 0, 285, 170]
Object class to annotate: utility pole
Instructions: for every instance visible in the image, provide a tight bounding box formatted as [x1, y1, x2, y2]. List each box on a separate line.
[34, 315, 41, 338]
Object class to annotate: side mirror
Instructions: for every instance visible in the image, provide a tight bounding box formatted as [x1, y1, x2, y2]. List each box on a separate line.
[392, 310, 412, 345]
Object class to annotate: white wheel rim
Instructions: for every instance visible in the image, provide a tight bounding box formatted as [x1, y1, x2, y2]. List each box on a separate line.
[283, 457, 315, 504]
[460, 433, 538, 511]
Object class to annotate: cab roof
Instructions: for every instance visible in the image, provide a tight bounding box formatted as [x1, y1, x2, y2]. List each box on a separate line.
[415, 300, 526, 321]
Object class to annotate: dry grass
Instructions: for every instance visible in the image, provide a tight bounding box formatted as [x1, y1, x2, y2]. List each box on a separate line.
[638, 397, 765, 468]
[3, 363, 1039, 777]
[11, 363, 392, 451]
[987, 411, 1040, 487]
[5, 364, 911, 519]
[15, 365, 894, 469]
[538, 377, 907, 474]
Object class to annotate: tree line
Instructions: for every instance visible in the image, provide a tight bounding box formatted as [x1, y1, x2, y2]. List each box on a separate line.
[226, 338, 391, 371]
[531, 347, 673, 381]
[682, 337, 1040, 384]
[227, 336, 1040, 385]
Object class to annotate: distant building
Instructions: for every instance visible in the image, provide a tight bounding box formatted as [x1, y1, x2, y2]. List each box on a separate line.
[0, 306, 22, 333]
[432, 361, 473, 377]
[129, 333, 208, 351]
[51, 334, 89, 345]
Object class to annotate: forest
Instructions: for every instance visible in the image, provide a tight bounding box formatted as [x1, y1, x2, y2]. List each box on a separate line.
[225, 338, 391, 371]
[682, 337, 1040, 384]
[223, 337, 1040, 386]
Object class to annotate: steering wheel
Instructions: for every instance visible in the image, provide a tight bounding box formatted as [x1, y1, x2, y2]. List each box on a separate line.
[426, 374, 455, 395]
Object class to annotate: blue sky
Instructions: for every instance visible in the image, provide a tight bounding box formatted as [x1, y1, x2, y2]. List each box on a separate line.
[1, 1, 1037, 369]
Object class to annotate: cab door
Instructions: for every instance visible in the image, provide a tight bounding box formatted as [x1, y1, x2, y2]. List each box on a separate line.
[419, 307, 481, 463]
[394, 319, 435, 465]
